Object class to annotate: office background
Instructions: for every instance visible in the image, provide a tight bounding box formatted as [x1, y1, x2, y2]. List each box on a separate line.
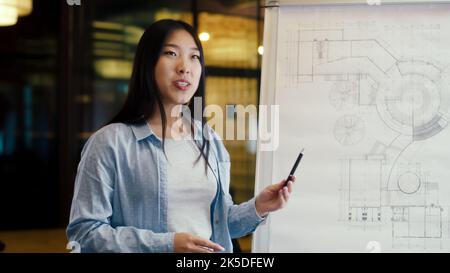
[0, 0, 264, 252]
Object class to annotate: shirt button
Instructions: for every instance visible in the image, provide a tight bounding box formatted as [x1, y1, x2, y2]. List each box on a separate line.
[215, 220, 219, 225]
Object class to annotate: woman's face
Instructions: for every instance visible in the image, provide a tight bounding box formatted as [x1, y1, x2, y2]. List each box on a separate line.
[155, 29, 202, 107]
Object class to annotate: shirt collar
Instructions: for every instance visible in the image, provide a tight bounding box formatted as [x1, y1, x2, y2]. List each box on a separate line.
[130, 119, 206, 142]
[130, 121, 155, 141]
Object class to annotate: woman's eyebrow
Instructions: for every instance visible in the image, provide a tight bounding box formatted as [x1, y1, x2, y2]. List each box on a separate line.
[164, 43, 199, 52]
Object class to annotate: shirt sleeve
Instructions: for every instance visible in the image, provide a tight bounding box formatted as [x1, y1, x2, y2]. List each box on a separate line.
[66, 129, 175, 253]
[225, 192, 267, 239]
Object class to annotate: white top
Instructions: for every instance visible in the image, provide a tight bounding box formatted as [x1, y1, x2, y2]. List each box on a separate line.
[165, 137, 217, 240]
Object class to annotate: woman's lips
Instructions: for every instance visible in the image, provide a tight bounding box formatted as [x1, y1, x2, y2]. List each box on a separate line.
[173, 80, 191, 91]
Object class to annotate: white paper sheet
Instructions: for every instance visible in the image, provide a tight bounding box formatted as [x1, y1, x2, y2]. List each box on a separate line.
[266, 3, 450, 252]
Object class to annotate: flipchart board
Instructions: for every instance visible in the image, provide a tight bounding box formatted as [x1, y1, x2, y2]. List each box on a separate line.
[252, 0, 450, 252]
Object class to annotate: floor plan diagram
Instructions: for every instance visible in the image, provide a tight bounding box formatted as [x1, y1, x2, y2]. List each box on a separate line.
[268, 3, 450, 252]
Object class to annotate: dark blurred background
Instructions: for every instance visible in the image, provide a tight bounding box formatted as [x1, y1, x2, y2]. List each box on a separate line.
[0, 0, 264, 252]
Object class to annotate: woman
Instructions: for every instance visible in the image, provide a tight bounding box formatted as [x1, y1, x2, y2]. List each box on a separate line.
[66, 19, 295, 253]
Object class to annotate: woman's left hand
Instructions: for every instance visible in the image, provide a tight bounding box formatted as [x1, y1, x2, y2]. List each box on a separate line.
[255, 176, 296, 217]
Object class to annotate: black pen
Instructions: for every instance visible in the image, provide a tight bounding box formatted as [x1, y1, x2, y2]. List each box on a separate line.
[285, 148, 304, 187]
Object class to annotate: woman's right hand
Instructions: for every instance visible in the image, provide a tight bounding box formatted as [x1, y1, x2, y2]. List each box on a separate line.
[174, 232, 225, 253]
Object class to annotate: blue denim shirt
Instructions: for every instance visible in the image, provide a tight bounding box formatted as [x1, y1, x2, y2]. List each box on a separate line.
[66, 120, 265, 253]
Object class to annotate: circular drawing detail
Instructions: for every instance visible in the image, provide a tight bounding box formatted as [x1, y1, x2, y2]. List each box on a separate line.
[329, 81, 359, 110]
[397, 171, 421, 194]
[334, 115, 365, 146]
[376, 61, 449, 140]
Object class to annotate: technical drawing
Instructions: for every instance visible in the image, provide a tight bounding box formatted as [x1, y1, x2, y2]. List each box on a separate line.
[339, 156, 383, 224]
[397, 171, 421, 195]
[282, 24, 450, 250]
[391, 205, 444, 249]
[376, 61, 450, 141]
[329, 80, 359, 110]
[333, 115, 365, 146]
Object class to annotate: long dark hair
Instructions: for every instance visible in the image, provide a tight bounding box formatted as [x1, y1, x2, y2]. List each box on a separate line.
[108, 19, 210, 169]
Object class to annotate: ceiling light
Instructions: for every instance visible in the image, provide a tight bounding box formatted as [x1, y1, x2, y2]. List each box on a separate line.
[199, 32, 210, 42]
[0, 0, 33, 27]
